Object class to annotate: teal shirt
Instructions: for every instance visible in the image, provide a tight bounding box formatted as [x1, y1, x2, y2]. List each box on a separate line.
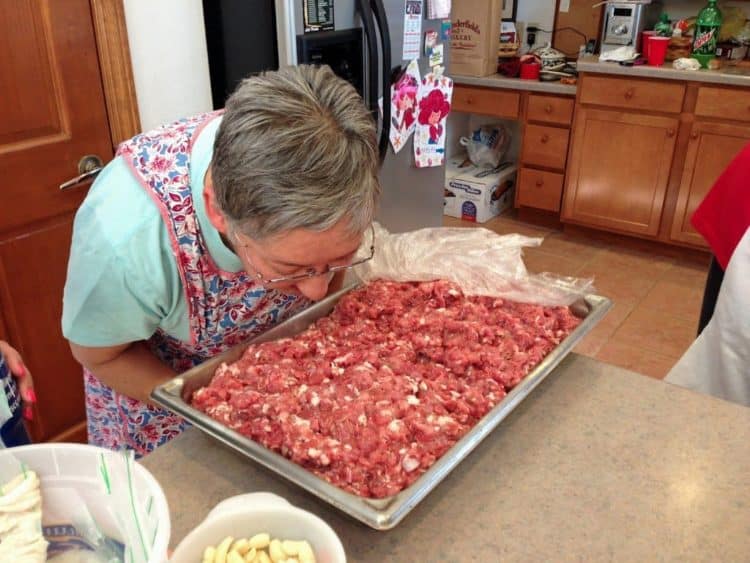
[62, 116, 243, 346]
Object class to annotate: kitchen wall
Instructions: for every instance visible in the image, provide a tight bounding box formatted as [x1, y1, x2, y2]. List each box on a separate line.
[123, 0, 213, 131]
[515, 0, 750, 52]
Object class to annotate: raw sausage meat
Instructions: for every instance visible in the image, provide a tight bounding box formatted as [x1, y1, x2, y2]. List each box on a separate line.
[192, 280, 581, 498]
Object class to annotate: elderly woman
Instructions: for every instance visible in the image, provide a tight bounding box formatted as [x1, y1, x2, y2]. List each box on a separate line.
[62, 65, 380, 455]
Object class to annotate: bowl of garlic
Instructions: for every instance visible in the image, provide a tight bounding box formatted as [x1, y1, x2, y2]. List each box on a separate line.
[170, 492, 346, 563]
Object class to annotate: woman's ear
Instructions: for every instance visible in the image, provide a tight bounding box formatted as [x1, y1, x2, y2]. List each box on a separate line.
[203, 167, 230, 235]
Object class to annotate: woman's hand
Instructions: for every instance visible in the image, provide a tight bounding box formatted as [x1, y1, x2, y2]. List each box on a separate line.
[0, 340, 36, 421]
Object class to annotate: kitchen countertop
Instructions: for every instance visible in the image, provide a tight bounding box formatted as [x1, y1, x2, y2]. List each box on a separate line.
[578, 54, 750, 88]
[142, 353, 750, 561]
[452, 73, 577, 95]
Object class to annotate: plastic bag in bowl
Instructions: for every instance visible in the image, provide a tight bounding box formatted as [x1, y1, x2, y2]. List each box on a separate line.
[0, 444, 170, 563]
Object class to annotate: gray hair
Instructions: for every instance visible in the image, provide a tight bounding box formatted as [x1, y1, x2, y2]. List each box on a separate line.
[211, 64, 381, 239]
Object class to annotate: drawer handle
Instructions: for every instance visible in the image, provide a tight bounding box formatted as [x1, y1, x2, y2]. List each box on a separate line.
[540, 134, 550, 144]
[466, 96, 474, 105]
[690, 131, 699, 140]
[666, 129, 676, 138]
[535, 179, 544, 187]
[624, 88, 635, 100]
[544, 104, 553, 114]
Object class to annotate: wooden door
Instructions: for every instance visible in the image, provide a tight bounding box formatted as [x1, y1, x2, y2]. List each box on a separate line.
[670, 121, 750, 247]
[0, 0, 113, 442]
[562, 107, 679, 237]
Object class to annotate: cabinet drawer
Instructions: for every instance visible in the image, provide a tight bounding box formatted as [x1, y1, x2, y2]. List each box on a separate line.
[580, 76, 685, 113]
[517, 168, 564, 212]
[527, 95, 574, 125]
[695, 86, 750, 122]
[521, 124, 569, 170]
[452, 85, 520, 119]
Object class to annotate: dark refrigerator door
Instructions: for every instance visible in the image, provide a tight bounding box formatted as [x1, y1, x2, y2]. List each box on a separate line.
[374, 0, 448, 233]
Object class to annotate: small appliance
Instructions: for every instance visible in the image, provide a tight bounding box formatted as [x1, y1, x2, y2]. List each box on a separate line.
[600, 1, 662, 55]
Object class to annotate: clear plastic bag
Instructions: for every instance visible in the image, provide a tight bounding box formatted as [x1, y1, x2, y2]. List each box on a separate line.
[354, 224, 594, 307]
[459, 124, 510, 168]
[0, 445, 169, 563]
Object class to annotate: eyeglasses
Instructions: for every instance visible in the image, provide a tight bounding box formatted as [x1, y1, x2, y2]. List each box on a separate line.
[235, 224, 376, 285]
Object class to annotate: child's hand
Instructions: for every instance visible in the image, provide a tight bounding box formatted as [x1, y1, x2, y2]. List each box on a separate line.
[0, 341, 36, 421]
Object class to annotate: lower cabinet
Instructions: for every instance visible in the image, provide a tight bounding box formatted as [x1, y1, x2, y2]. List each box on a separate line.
[562, 107, 679, 237]
[670, 121, 750, 247]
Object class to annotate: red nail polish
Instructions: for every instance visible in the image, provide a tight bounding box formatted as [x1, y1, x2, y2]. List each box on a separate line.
[23, 406, 33, 421]
[23, 389, 37, 404]
[16, 365, 25, 378]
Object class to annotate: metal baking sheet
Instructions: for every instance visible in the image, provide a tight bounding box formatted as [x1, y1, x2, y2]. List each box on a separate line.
[152, 284, 612, 530]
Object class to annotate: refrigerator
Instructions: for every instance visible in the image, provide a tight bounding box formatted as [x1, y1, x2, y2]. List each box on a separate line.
[275, 0, 450, 233]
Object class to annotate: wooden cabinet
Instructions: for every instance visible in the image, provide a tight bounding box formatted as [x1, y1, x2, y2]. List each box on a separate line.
[670, 121, 750, 246]
[563, 72, 749, 249]
[516, 94, 575, 213]
[563, 108, 679, 236]
[526, 95, 574, 126]
[695, 86, 750, 122]
[579, 76, 685, 113]
[517, 169, 565, 212]
[521, 124, 570, 170]
[452, 85, 520, 119]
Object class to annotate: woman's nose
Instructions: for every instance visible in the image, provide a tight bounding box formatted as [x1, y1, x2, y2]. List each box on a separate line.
[295, 273, 332, 302]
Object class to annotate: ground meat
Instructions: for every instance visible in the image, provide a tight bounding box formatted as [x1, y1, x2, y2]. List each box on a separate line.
[191, 280, 581, 498]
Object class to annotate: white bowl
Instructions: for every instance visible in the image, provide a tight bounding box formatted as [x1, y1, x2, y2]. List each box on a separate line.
[170, 492, 346, 563]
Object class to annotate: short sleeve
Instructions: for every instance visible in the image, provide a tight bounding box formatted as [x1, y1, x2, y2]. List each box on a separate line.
[62, 158, 178, 346]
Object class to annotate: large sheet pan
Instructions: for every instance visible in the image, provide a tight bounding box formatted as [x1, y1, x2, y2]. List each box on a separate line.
[152, 285, 612, 530]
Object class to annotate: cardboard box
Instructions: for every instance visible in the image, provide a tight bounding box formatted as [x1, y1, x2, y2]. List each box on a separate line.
[450, 0, 502, 77]
[444, 157, 516, 223]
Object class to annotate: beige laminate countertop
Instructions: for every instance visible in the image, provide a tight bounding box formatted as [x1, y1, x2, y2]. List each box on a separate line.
[578, 54, 750, 88]
[142, 354, 750, 561]
[452, 73, 577, 95]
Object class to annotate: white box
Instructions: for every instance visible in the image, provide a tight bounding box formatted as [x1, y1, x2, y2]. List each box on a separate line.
[444, 157, 516, 223]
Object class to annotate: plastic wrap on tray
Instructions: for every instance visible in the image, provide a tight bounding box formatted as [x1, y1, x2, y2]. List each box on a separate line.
[353, 223, 594, 307]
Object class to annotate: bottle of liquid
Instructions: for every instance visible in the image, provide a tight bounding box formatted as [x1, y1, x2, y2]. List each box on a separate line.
[0, 350, 31, 447]
[692, 0, 723, 68]
[654, 13, 672, 37]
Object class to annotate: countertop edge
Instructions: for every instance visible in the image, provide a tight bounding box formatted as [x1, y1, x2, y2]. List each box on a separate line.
[452, 73, 578, 96]
[577, 57, 750, 88]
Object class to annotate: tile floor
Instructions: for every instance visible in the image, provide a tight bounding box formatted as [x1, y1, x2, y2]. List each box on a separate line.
[443, 212, 711, 379]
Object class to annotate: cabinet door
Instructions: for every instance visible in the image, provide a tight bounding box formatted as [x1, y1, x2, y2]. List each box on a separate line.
[562, 107, 679, 237]
[670, 121, 750, 247]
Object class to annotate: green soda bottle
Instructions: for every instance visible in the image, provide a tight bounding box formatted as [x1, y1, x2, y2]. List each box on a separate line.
[692, 0, 722, 68]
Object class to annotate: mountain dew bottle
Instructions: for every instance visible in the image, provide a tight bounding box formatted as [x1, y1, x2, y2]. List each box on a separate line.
[692, 0, 722, 68]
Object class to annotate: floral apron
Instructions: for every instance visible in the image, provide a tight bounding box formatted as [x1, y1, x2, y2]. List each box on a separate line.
[84, 112, 307, 457]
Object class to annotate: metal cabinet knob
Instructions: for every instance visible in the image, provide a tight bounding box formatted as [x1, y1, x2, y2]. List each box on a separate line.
[666, 129, 676, 138]
[60, 155, 104, 191]
[624, 88, 635, 100]
[545, 104, 553, 113]
[541, 134, 550, 143]
[690, 131, 699, 140]
[535, 179, 544, 187]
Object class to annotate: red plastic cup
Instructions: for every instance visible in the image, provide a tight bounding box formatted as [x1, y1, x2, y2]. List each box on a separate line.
[648, 36, 670, 66]
[520, 61, 540, 80]
[641, 30, 657, 58]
